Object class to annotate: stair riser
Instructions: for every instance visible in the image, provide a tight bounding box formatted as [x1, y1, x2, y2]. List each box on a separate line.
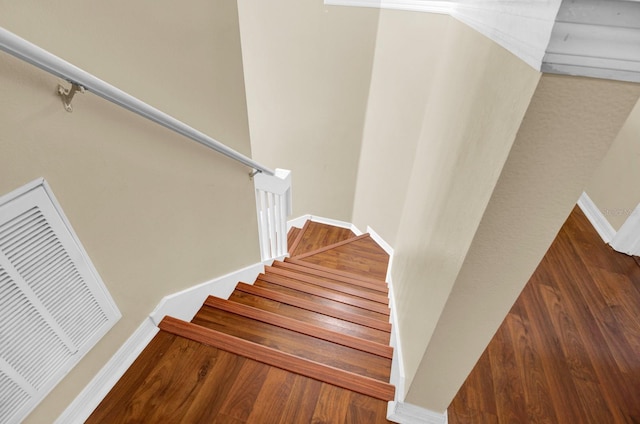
[192, 306, 391, 381]
[257, 274, 391, 316]
[159, 316, 395, 402]
[228, 290, 391, 345]
[205, 296, 393, 359]
[235, 283, 392, 333]
[265, 265, 389, 302]
[275, 260, 388, 293]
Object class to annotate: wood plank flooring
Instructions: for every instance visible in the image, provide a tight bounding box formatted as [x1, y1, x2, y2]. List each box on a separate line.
[448, 206, 640, 424]
[87, 219, 394, 423]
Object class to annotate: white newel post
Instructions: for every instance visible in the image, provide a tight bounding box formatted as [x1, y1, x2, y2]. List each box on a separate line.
[253, 169, 292, 261]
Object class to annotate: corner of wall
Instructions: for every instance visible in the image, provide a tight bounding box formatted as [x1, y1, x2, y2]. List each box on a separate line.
[54, 318, 159, 424]
[577, 191, 616, 243]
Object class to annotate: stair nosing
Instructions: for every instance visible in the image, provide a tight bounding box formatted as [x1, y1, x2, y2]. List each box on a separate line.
[265, 265, 389, 304]
[159, 316, 395, 401]
[257, 273, 391, 316]
[288, 220, 310, 257]
[204, 296, 393, 359]
[291, 233, 370, 260]
[284, 258, 388, 287]
[274, 260, 388, 294]
[235, 282, 392, 333]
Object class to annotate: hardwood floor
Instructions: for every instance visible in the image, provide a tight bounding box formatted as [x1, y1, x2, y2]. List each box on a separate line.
[87, 220, 394, 423]
[448, 206, 640, 424]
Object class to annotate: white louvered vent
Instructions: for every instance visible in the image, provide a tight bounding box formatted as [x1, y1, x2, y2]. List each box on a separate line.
[0, 179, 120, 424]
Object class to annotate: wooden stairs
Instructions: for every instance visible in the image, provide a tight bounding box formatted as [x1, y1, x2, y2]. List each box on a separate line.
[87, 221, 395, 423]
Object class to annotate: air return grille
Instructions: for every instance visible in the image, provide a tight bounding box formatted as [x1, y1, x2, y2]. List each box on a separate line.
[0, 179, 120, 424]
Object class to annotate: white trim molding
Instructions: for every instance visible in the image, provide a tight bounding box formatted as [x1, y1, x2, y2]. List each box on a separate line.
[327, 0, 640, 83]
[55, 318, 159, 424]
[388, 401, 448, 424]
[577, 192, 616, 244]
[542, 0, 640, 84]
[611, 203, 640, 256]
[56, 260, 268, 423]
[325, 0, 453, 14]
[325, 0, 561, 71]
[287, 214, 363, 236]
[149, 261, 266, 324]
[368, 226, 447, 424]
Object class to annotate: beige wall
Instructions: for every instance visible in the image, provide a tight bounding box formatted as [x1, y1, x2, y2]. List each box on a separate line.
[0, 1, 259, 422]
[351, 11, 449, 246]
[350, 10, 541, 395]
[586, 98, 640, 230]
[405, 75, 640, 412]
[237, 0, 379, 221]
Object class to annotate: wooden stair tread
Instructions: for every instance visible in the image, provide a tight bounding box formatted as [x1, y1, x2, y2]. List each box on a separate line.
[88, 330, 393, 423]
[235, 282, 392, 333]
[87, 331, 247, 423]
[287, 227, 301, 251]
[258, 274, 390, 319]
[159, 316, 395, 401]
[253, 279, 389, 323]
[192, 305, 391, 381]
[296, 236, 390, 281]
[265, 265, 389, 303]
[288, 220, 310, 256]
[204, 296, 393, 359]
[292, 233, 370, 260]
[284, 257, 388, 287]
[228, 290, 391, 345]
[289, 220, 355, 257]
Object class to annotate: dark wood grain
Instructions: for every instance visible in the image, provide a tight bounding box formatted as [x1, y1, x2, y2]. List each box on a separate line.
[191, 305, 392, 381]
[90, 218, 395, 422]
[293, 233, 372, 259]
[299, 236, 390, 280]
[256, 272, 391, 316]
[287, 227, 301, 253]
[284, 257, 389, 287]
[289, 221, 355, 257]
[228, 289, 391, 344]
[86, 331, 248, 423]
[205, 295, 393, 358]
[287, 220, 310, 257]
[235, 282, 392, 332]
[265, 264, 390, 303]
[159, 316, 396, 401]
[448, 206, 640, 424]
[311, 383, 352, 423]
[276, 374, 323, 423]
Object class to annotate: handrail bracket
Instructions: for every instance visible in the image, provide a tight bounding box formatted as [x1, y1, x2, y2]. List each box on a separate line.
[57, 82, 85, 112]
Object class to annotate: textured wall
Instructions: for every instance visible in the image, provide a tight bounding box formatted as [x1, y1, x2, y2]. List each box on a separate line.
[405, 75, 640, 412]
[0, 1, 259, 422]
[237, 0, 380, 221]
[350, 10, 541, 396]
[586, 98, 640, 230]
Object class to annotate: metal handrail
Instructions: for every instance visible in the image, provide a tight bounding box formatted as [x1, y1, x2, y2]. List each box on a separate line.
[0, 26, 275, 176]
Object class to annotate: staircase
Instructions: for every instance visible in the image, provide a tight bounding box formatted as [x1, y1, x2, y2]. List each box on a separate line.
[87, 221, 395, 423]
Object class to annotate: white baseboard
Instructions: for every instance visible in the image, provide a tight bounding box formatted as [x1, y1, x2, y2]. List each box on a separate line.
[367, 226, 394, 256]
[149, 261, 266, 325]
[58, 218, 404, 423]
[386, 264, 447, 424]
[55, 318, 159, 424]
[388, 401, 448, 424]
[287, 214, 312, 231]
[611, 202, 640, 256]
[287, 214, 363, 235]
[375, 228, 447, 424]
[577, 192, 616, 243]
[57, 260, 268, 423]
